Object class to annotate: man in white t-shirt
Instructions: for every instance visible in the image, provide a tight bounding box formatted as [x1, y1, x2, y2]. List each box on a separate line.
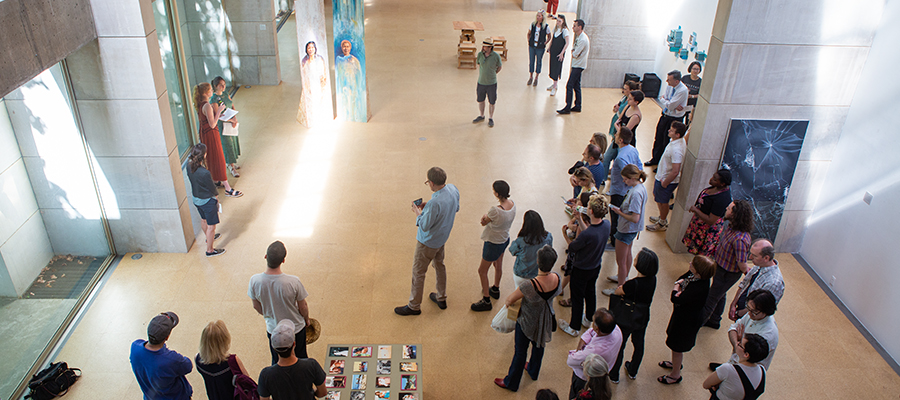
[647, 121, 687, 232]
[249, 240, 311, 364]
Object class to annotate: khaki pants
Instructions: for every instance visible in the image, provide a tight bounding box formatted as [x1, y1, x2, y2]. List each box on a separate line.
[408, 241, 447, 310]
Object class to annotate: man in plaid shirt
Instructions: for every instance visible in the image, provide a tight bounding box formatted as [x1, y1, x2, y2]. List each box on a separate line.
[701, 200, 754, 329]
[727, 239, 784, 320]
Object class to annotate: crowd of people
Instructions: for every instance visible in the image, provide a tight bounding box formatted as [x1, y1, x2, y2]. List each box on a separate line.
[129, 13, 785, 400]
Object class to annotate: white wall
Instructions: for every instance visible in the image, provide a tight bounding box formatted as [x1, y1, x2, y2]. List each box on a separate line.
[800, 0, 900, 366]
[650, 0, 718, 80]
[0, 99, 54, 297]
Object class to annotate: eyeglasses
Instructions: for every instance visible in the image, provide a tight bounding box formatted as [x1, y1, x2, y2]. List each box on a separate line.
[424, 180, 431, 185]
[746, 306, 763, 317]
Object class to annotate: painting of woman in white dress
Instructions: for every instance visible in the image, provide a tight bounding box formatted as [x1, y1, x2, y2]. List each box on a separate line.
[298, 41, 334, 127]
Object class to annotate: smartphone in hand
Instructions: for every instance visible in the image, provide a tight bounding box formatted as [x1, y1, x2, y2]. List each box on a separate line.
[413, 198, 423, 206]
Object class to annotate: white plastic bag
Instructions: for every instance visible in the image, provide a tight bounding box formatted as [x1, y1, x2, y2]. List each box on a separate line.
[491, 305, 516, 334]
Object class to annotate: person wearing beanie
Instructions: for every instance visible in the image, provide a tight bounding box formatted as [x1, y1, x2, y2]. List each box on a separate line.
[130, 312, 193, 400]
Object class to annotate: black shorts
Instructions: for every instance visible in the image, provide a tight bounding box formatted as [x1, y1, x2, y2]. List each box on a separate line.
[195, 198, 219, 225]
[476, 83, 497, 104]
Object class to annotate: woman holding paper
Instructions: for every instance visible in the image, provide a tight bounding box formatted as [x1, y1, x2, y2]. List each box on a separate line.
[193, 82, 242, 197]
[211, 77, 241, 177]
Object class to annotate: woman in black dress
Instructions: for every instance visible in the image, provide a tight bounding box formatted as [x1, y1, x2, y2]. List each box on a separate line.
[546, 15, 569, 96]
[614, 90, 644, 147]
[196, 320, 251, 400]
[682, 61, 702, 126]
[608, 248, 658, 382]
[658, 255, 716, 385]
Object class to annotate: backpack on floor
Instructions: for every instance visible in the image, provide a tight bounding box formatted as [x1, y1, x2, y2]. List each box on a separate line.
[25, 361, 81, 400]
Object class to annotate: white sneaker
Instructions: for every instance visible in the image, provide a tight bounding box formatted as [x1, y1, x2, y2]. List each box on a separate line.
[607, 275, 618, 283]
[646, 221, 668, 232]
[649, 216, 660, 223]
[550, 87, 557, 96]
[582, 315, 592, 329]
[601, 288, 616, 296]
[547, 85, 554, 91]
[559, 319, 579, 337]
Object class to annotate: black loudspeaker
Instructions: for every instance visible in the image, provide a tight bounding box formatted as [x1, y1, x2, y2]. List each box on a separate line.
[641, 73, 661, 98]
[624, 73, 640, 86]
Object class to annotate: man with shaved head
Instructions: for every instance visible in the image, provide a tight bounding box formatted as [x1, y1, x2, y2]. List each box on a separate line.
[727, 239, 784, 321]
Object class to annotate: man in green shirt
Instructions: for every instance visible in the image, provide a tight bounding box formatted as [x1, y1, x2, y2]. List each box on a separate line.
[474, 38, 503, 127]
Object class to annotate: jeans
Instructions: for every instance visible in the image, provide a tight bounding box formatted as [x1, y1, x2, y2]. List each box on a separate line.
[702, 266, 743, 325]
[569, 266, 601, 330]
[267, 326, 308, 364]
[609, 324, 647, 380]
[601, 142, 619, 183]
[503, 322, 545, 391]
[528, 46, 544, 73]
[565, 67, 584, 109]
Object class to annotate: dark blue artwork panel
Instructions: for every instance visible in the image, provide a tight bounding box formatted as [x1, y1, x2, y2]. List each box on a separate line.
[721, 119, 808, 241]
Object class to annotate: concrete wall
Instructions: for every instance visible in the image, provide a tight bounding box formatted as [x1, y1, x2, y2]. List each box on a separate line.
[65, 0, 194, 253]
[579, 0, 658, 88]
[0, 0, 97, 98]
[800, 0, 900, 368]
[0, 100, 54, 297]
[180, 0, 280, 87]
[665, 0, 882, 253]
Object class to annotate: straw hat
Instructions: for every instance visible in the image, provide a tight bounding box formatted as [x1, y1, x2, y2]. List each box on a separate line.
[306, 318, 321, 344]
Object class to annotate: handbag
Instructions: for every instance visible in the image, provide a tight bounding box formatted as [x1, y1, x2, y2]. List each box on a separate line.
[608, 281, 650, 333]
[227, 355, 260, 400]
[25, 361, 81, 400]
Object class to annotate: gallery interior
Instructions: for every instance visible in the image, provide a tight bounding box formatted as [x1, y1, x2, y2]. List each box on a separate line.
[1, 0, 899, 398]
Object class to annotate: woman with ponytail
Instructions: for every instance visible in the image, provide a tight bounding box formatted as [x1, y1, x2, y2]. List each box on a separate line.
[193, 82, 243, 198]
[187, 144, 225, 257]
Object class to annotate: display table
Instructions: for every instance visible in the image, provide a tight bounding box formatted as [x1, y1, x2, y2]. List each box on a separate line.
[452, 20, 484, 43]
[325, 344, 423, 400]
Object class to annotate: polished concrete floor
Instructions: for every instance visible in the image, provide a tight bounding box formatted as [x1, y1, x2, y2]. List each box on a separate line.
[53, 0, 900, 399]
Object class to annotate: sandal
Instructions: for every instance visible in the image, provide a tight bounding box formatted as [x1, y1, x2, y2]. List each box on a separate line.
[225, 189, 243, 197]
[658, 361, 682, 369]
[558, 298, 572, 307]
[657, 375, 682, 385]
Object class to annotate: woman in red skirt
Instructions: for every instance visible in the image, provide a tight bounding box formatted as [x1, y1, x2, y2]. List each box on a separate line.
[193, 83, 242, 197]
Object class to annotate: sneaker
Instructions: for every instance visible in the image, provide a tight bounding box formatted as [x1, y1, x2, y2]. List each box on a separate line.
[547, 85, 554, 91]
[429, 292, 447, 309]
[649, 216, 660, 223]
[532, 77, 539, 86]
[624, 361, 637, 380]
[610, 376, 620, 384]
[394, 305, 421, 316]
[471, 298, 493, 312]
[558, 319, 579, 337]
[527, 77, 533, 86]
[473, 116, 485, 123]
[646, 222, 668, 232]
[582, 315, 592, 329]
[607, 275, 618, 283]
[206, 248, 225, 257]
[488, 118, 494, 127]
[550, 87, 557, 96]
[601, 288, 616, 296]
[489, 286, 500, 299]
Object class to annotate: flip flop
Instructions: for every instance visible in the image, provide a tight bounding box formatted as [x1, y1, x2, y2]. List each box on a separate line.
[657, 375, 682, 385]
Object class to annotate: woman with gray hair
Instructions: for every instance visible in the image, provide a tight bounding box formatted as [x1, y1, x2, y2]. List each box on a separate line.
[494, 245, 562, 392]
[574, 354, 612, 400]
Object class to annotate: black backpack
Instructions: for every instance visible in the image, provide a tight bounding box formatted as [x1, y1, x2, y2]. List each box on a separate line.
[25, 361, 81, 400]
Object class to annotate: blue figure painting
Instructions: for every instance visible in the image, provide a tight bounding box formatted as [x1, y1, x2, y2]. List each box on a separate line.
[333, 0, 368, 122]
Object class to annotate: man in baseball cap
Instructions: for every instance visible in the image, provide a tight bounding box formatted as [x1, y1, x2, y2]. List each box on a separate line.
[257, 320, 328, 400]
[130, 312, 193, 400]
